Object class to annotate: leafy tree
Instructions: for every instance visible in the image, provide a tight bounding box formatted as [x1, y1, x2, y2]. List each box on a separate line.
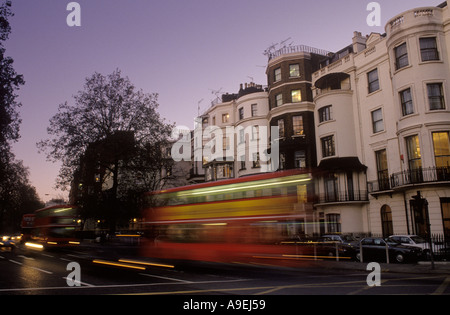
[38, 70, 175, 231]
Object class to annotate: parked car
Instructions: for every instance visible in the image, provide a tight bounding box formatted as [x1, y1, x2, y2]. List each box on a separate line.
[319, 235, 359, 259]
[356, 237, 422, 263]
[388, 235, 436, 258]
[322, 234, 359, 246]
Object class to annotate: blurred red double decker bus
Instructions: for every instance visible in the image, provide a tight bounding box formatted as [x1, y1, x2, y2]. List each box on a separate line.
[141, 170, 314, 263]
[21, 205, 81, 250]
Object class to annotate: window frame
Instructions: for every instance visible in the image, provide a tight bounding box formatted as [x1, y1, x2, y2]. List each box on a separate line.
[291, 89, 302, 103]
[321, 135, 335, 158]
[292, 115, 304, 136]
[394, 42, 409, 70]
[274, 67, 282, 82]
[368, 69, 380, 94]
[420, 37, 439, 62]
[371, 108, 384, 134]
[289, 64, 300, 78]
[318, 105, 333, 123]
[399, 88, 414, 116]
[427, 83, 446, 110]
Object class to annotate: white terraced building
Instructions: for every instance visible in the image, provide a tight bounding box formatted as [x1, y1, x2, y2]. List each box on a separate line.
[189, 2, 450, 237]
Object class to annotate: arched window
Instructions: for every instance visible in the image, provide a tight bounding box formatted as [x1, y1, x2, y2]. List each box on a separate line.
[381, 205, 393, 237]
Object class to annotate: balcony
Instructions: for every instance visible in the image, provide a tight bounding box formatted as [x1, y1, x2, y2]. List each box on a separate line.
[369, 166, 450, 193]
[314, 190, 369, 205]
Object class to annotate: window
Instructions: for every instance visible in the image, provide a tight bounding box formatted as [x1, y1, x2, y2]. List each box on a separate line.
[279, 153, 286, 170]
[441, 198, 450, 236]
[252, 152, 260, 168]
[319, 105, 332, 123]
[321, 135, 335, 158]
[427, 83, 445, 110]
[420, 37, 439, 61]
[395, 42, 409, 70]
[326, 214, 341, 233]
[251, 125, 259, 140]
[277, 119, 285, 138]
[239, 155, 246, 170]
[238, 107, 244, 120]
[406, 135, 422, 170]
[291, 90, 302, 103]
[325, 174, 338, 202]
[375, 149, 389, 191]
[289, 64, 300, 77]
[371, 108, 384, 133]
[381, 205, 393, 237]
[251, 104, 257, 117]
[274, 68, 281, 82]
[275, 93, 283, 107]
[432, 132, 450, 168]
[368, 69, 380, 93]
[292, 116, 304, 136]
[222, 113, 229, 123]
[294, 150, 306, 169]
[239, 129, 245, 144]
[400, 88, 414, 116]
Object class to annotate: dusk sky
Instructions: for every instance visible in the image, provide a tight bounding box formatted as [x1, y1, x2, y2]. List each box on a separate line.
[5, 0, 441, 202]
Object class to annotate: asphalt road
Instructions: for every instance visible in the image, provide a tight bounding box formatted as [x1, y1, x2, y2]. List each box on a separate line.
[1, 246, 449, 299]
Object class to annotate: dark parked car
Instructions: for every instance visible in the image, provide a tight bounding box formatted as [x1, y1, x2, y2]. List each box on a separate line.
[318, 235, 359, 260]
[356, 237, 422, 263]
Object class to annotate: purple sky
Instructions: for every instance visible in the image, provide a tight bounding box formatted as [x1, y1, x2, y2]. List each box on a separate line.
[5, 0, 441, 202]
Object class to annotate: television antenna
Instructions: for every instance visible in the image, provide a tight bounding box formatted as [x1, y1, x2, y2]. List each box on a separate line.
[197, 98, 204, 116]
[209, 87, 223, 104]
[280, 37, 292, 49]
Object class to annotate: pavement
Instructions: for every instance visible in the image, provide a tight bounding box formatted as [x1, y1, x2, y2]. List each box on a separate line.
[306, 260, 450, 275]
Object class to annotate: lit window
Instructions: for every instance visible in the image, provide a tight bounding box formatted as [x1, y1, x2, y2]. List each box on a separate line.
[292, 116, 304, 136]
[432, 132, 450, 168]
[289, 64, 300, 77]
[222, 113, 229, 123]
[406, 135, 422, 170]
[291, 90, 302, 103]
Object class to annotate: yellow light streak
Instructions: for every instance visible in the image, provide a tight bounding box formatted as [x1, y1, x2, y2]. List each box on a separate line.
[25, 242, 44, 249]
[92, 259, 146, 270]
[118, 259, 174, 269]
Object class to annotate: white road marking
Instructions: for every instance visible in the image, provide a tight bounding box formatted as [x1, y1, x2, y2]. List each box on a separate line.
[0, 279, 250, 293]
[62, 277, 95, 287]
[139, 273, 192, 283]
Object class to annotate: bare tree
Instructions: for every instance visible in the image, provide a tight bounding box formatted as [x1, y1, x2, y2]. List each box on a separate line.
[38, 70, 174, 230]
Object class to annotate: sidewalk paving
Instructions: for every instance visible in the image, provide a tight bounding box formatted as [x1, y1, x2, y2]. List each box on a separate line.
[310, 260, 450, 275]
